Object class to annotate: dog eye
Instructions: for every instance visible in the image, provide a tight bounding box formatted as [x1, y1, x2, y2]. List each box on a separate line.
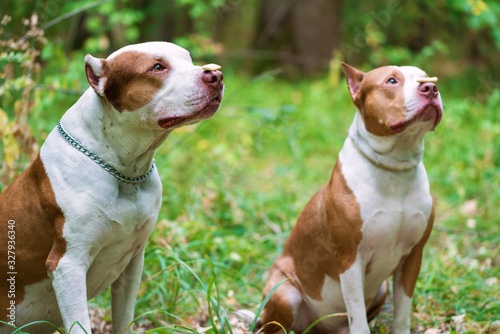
[386, 77, 398, 84]
[151, 63, 165, 72]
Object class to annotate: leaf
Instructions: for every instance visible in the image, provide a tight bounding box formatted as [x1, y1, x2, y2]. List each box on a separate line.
[0, 112, 20, 174]
[302, 312, 349, 334]
[250, 278, 290, 332]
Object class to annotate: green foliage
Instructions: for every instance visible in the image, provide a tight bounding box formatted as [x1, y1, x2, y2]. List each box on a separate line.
[78, 0, 144, 52]
[0, 13, 45, 185]
[449, 0, 500, 47]
[340, 0, 500, 73]
[173, 34, 223, 61]
[175, 0, 226, 20]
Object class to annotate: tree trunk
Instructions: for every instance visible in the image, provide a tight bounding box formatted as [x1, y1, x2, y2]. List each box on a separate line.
[255, 0, 342, 76]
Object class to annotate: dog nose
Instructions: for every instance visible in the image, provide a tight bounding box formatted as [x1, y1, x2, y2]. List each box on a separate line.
[202, 70, 223, 89]
[418, 82, 438, 98]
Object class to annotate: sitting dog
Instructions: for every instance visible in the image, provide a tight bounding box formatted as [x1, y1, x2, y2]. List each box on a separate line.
[0, 42, 223, 333]
[260, 63, 442, 333]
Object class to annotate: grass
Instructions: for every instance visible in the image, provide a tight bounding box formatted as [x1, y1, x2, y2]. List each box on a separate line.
[2, 63, 500, 333]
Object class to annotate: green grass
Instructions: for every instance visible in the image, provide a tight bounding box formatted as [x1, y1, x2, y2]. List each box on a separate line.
[3, 66, 500, 333]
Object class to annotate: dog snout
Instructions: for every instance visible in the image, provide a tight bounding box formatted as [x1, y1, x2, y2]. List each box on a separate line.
[202, 70, 224, 89]
[418, 82, 438, 98]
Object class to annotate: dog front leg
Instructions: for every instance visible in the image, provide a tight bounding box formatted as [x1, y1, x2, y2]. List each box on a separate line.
[392, 245, 425, 334]
[339, 260, 370, 334]
[111, 246, 146, 334]
[393, 208, 434, 334]
[48, 257, 91, 334]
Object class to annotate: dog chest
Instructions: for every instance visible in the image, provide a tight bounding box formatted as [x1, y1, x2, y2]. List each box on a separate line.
[41, 144, 162, 283]
[86, 222, 153, 298]
[358, 177, 431, 255]
[338, 143, 433, 284]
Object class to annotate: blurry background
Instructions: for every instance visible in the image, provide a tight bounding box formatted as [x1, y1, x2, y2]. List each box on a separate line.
[1, 0, 499, 333]
[2, 0, 500, 80]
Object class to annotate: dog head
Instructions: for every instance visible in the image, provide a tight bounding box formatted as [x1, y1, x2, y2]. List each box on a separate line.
[341, 63, 442, 136]
[84, 42, 224, 130]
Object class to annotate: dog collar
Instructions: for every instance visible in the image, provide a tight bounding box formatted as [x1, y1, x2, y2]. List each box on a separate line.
[350, 137, 416, 172]
[57, 120, 156, 183]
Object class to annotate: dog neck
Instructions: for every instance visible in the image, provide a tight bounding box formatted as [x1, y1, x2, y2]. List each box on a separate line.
[348, 111, 427, 172]
[59, 88, 170, 179]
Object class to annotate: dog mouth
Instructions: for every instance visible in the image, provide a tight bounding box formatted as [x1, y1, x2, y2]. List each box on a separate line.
[390, 102, 442, 133]
[157, 93, 222, 129]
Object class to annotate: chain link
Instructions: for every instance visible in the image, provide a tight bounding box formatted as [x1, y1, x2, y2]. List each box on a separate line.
[56, 120, 155, 183]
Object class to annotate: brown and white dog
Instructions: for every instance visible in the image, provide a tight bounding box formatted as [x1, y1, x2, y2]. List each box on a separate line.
[0, 42, 223, 333]
[260, 63, 442, 333]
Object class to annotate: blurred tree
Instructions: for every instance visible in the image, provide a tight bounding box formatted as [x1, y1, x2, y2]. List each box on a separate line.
[339, 0, 500, 78]
[215, 0, 260, 52]
[254, 0, 342, 75]
[1, 0, 499, 78]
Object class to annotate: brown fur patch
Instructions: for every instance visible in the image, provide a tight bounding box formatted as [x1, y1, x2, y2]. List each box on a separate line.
[103, 51, 167, 112]
[282, 160, 363, 300]
[346, 66, 407, 136]
[0, 155, 65, 322]
[261, 258, 297, 333]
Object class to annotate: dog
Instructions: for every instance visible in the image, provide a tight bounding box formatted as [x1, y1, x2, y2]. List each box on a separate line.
[0, 42, 223, 333]
[260, 63, 442, 333]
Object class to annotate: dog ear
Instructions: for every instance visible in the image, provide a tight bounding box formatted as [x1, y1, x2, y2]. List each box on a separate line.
[84, 54, 107, 97]
[341, 63, 365, 100]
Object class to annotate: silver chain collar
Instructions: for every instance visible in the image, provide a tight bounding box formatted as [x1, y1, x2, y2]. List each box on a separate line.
[56, 120, 156, 183]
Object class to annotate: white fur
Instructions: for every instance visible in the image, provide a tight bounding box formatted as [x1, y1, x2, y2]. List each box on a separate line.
[339, 260, 370, 334]
[304, 275, 357, 331]
[393, 265, 413, 333]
